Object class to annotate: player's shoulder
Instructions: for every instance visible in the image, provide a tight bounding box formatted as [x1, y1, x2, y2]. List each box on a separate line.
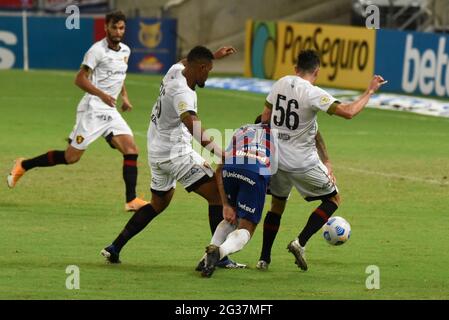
[165, 64, 193, 94]
[86, 38, 107, 56]
[120, 42, 131, 55]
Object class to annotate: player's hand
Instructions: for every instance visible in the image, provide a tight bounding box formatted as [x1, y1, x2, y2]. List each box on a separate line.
[121, 97, 133, 112]
[223, 205, 237, 225]
[100, 93, 116, 108]
[324, 160, 336, 184]
[367, 75, 387, 94]
[213, 46, 237, 59]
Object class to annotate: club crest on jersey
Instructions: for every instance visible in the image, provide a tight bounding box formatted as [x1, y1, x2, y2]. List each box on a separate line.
[320, 96, 331, 106]
[76, 135, 84, 144]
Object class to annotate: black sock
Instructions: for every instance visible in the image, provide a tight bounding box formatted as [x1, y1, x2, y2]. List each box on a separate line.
[298, 200, 338, 247]
[21, 151, 68, 171]
[112, 204, 159, 253]
[259, 211, 282, 264]
[123, 154, 138, 203]
[208, 205, 223, 234]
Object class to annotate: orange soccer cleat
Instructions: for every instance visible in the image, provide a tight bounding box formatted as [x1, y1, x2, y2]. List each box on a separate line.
[7, 158, 26, 188]
[124, 197, 148, 212]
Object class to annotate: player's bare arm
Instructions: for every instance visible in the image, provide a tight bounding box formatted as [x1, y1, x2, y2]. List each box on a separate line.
[120, 84, 133, 112]
[315, 131, 336, 184]
[215, 164, 237, 224]
[261, 101, 272, 123]
[181, 111, 224, 161]
[213, 46, 237, 59]
[75, 65, 116, 107]
[329, 75, 387, 119]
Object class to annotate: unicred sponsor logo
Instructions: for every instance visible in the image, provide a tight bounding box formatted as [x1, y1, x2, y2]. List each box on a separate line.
[402, 34, 449, 96]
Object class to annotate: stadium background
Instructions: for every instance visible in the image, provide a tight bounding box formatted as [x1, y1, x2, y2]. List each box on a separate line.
[1, 0, 448, 300]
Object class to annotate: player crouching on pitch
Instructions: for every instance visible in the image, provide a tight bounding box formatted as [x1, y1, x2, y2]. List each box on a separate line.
[200, 116, 278, 278]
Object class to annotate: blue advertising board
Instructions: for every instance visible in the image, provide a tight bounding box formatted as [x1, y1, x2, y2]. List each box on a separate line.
[123, 18, 177, 74]
[0, 16, 93, 69]
[375, 29, 449, 98]
[28, 17, 93, 69]
[0, 16, 24, 69]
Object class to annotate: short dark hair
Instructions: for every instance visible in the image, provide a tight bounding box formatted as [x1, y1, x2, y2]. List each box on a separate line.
[105, 11, 126, 25]
[187, 46, 214, 63]
[296, 50, 320, 73]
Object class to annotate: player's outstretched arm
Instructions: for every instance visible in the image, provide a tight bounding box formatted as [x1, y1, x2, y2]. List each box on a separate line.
[181, 111, 224, 160]
[75, 65, 116, 108]
[329, 75, 387, 119]
[213, 46, 237, 59]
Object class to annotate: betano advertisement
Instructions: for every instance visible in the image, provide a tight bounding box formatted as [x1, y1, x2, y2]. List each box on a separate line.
[245, 20, 376, 90]
[375, 29, 449, 97]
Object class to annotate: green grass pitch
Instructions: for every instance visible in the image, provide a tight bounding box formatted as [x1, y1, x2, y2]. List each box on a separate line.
[1, 69, 448, 300]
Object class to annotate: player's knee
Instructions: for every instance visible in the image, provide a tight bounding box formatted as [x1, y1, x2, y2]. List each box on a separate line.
[65, 153, 81, 164]
[123, 144, 138, 155]
[328, 194, 341, 207]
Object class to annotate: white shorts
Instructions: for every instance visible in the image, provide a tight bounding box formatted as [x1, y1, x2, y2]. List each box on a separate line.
[269, 161, 338, 201]
[68, 110, 133, 150]
[150, 151, 214, 193]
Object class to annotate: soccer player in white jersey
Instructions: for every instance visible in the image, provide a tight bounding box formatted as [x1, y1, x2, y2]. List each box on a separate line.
[256, 50, 386, 271]
[7, 11, 148, 212]
[101, 46, 246, 269]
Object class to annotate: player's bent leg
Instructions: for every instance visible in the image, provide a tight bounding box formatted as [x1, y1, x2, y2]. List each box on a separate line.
[191, 176, 223, 233]
[287, 195, 339, 271]
[7, 147, 75, 188]
[102, 188, 175, 263]
[298, 194, 339, 247]
[257, 195, 287, 270]
[110, 134, 147, 211]
[149, 188, 175, 214]
[191, 177, 246, 269]
[202, 220, 253, 278]
[110, 134, 139, 155]
[64, 145, 84, 164]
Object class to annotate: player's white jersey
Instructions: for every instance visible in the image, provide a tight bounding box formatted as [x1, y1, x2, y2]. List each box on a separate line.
[266, 75, 337, 172]
[148, 63, 198, 161]
[77, 38, 130, 112]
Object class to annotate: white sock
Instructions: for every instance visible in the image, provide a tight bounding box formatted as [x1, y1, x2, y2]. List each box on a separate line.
[210, 220, 237, 246]
[219, 229, 251, 259]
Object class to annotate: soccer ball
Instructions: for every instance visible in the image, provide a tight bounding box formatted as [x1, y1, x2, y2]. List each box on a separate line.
[322, 216, 351, 245]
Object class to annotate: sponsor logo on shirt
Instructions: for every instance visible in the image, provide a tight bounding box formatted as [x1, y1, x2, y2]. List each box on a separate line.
[222, 170, 256, 186]
[278, 133, 291, 140]
[320, 95, 331, 106]
[238, 201, 256, 214]
[178, 101, 188, 113]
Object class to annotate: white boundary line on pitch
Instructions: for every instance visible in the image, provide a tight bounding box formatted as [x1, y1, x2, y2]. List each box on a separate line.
[338, 166, 448, 186]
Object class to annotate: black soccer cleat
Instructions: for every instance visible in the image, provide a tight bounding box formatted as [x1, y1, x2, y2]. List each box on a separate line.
[101, 245, 121, 264]
[201, 244, 220, 278]
[195, 258, 205, 272]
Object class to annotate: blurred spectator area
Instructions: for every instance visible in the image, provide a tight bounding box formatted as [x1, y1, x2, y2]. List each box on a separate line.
[116, 0, 353, 73]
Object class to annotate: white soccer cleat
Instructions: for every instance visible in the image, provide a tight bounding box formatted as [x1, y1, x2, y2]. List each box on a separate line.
[256, 260, 269, 271]
[287, 239, 308, 271]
